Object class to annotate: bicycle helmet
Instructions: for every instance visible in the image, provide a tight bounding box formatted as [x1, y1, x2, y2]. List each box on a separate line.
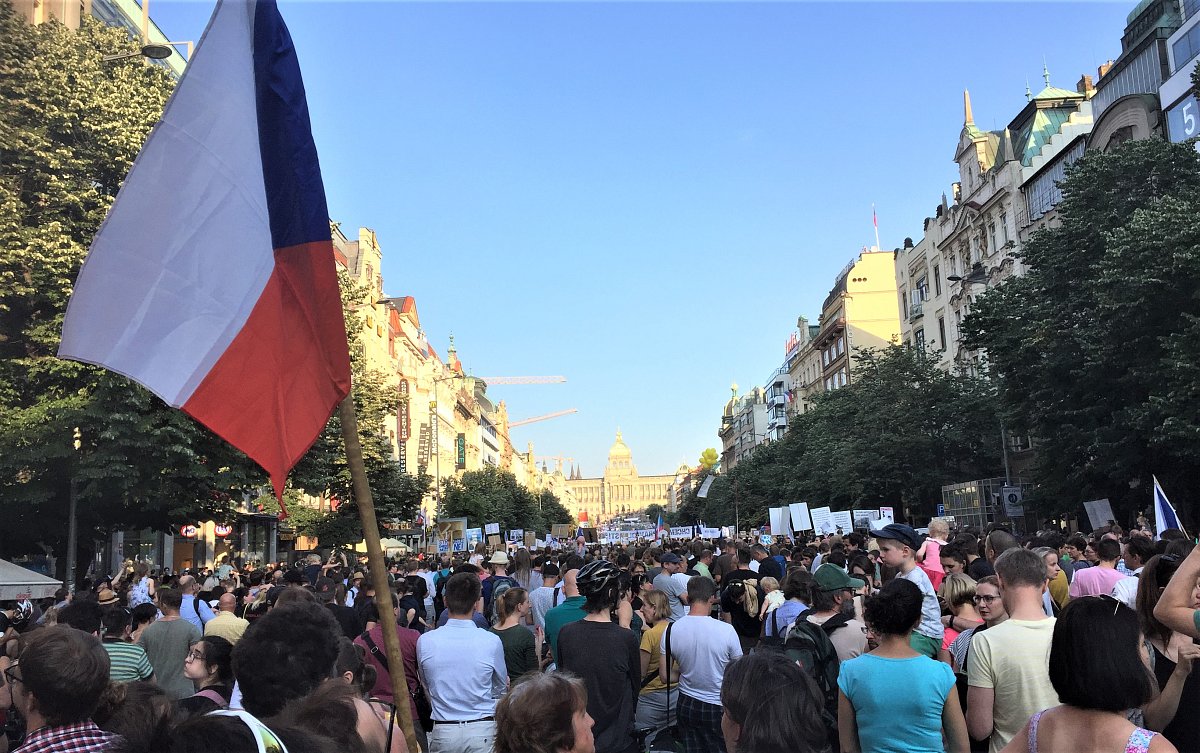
[576, 559, 621, 598]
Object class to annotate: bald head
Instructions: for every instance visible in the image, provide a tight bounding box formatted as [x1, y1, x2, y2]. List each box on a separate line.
[562, 569, 580, 597]
[177, 575, 198, 594]
[218, 592, 237, 612]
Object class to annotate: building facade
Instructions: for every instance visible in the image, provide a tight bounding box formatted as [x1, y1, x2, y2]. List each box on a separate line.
[563, 432, 677, 524]
[15, 0, 189, 76]
[1159, 0, 1200, 141]
[718, 385, 768, 472]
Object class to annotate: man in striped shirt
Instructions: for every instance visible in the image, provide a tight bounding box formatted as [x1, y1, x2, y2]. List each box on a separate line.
[100, 607, 154, 683]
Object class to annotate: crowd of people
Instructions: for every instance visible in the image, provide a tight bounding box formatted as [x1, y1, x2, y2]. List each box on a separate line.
[0, 519, 1198, 753]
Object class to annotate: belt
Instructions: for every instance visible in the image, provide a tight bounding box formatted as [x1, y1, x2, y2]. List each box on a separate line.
[432, 717, 494, 725]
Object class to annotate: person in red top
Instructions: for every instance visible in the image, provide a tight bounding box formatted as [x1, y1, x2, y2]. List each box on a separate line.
[6, 626, 116, 753]
[354, 592, 425, 751]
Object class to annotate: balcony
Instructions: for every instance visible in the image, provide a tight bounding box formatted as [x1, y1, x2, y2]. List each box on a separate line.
[909, 301, 925, 322]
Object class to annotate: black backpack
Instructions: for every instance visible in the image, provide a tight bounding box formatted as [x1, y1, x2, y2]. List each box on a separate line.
[779, 609, 849, 751]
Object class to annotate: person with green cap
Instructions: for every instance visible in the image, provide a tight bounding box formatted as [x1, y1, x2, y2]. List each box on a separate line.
[801, 564, 868, 663]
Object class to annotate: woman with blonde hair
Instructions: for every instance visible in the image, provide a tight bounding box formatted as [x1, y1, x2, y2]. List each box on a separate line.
[937, 573, 982, 665]
[634, 589, 675, 749]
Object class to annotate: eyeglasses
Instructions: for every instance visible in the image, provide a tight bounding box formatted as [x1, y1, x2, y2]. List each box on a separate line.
[207, 709, 289, 753]
[972, 595, 999, 604]
[185, 650, 207, 663]
[2, 660, 21, 688]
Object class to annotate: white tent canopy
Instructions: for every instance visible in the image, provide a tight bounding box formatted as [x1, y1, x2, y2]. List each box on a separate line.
[0, 559, 62, 601]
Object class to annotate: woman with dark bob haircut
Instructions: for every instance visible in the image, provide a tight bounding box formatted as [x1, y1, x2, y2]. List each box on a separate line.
[1000, 596, 1177, 753]
[720, 650, 829, 753]
[494, 672, 595, 753]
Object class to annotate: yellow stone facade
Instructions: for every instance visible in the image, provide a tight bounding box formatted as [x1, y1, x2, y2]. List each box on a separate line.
[563, 432, 676, 525]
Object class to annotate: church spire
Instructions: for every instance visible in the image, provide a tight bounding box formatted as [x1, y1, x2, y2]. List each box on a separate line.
[964, 89, 974, 125]
[1043, 59, 1051, 88]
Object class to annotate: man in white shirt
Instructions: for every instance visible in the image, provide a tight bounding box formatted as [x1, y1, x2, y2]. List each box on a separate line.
[967, 548, 1058, 753]
[660, 576, 742, 753]
[528, 563, 563, 630]
[1111, 536, 1154, 609]
[417, 572, 507, 753]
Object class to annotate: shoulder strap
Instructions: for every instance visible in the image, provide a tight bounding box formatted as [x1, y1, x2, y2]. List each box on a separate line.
[1028, 709, 1044, 753]
[665, 621, 675, 727]
[195, 688, 227, 707]
[820, 612, 852, 633]
[361, 631, 390, 673]
[771, 608, 781, 638]
[194, 595, 204, 620]
[552, 587, 561, 607]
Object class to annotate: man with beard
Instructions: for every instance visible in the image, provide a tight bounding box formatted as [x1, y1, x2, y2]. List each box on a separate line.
[801, 564, 868, 663]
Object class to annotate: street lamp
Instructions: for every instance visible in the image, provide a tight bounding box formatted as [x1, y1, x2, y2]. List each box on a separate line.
[102, 41, 193, 63]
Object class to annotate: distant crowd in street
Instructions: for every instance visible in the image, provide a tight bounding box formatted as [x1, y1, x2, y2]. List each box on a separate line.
[1, 517, 1198, 753]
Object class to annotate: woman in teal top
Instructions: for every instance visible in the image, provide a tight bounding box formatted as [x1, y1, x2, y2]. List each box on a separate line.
[838, 578, 969, 753]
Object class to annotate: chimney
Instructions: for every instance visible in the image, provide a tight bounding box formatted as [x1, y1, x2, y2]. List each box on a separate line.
[1097, 60, 1114, 80]
[1077, 74, 1094, 96]
[903, 237, 915, 249]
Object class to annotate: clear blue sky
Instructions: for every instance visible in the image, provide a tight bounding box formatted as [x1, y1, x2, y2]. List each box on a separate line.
[151, 1, 1132, 478]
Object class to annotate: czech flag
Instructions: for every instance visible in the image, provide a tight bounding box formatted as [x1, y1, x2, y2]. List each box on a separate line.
[655, 514, 665, 540]
[59, 0, 350, 513]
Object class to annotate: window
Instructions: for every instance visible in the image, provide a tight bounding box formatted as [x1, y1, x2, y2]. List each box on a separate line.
[970, 235, 980, 263]
[836, 336, 844, 356]
[947, 256, 957, 277]
[900, 288, 908, 318]
[1000, 212, 1010, 244]
[933, 265, 942, 295]
[1172, 22, 1200, 71]
[916, 276, 929, 302]
[938, 317, 947, 352]
[988, 223, 997, 255]
[915, 329, 926, 352]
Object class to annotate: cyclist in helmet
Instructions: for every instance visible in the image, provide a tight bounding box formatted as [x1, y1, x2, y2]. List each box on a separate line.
[558, 559, 640, 753]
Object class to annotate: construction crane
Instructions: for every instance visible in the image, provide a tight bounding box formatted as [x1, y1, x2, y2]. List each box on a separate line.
[509, 408, 578, 428]
[534, 455, 575, 464]
[476, 376, 566, 386]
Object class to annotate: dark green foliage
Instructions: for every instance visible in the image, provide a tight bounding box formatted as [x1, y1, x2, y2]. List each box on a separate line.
[963, 138, 1200, 522]
[678, 346, 1001, 528]
[441, 466, 569, 534]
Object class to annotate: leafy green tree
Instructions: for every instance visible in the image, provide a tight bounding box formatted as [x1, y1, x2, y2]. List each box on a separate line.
[0, 6, 268, 573]
[964, 138, 1200, 523]
[678, 346, 1001, 527]
[440, 467, 563, 533]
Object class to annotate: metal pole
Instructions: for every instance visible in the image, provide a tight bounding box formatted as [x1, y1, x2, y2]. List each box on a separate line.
[338, 395, 420, 753]
[66, 427, 82, 593]
[1000, 419, 1011, 486]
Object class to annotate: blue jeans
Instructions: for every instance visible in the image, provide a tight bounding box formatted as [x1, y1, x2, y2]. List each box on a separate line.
[429, 719, 496, 753]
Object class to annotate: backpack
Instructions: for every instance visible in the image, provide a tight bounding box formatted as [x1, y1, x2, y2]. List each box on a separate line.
[432, 568, 452, 617]
[722, 578, 759, 618]
[779, 609, 849, 751]
[485, 575, 518, 625]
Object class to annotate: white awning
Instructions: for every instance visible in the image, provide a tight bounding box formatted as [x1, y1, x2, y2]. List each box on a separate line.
[0, 559, 62, 601]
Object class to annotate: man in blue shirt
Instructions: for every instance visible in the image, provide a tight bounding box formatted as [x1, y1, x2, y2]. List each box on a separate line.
[417, 572, 507, 753]
[177, 574, 214, 632]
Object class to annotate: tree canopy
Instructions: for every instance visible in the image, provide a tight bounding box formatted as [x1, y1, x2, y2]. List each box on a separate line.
[678, 345, 1001, 528]
[964, 137, 1200, 523]
[440, 466, 572, 534]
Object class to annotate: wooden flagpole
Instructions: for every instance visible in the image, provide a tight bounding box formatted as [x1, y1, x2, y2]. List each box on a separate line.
[339, 394, 421, 753]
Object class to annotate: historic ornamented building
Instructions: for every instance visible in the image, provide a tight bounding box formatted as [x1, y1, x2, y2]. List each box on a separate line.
[564, 432, 676, 524]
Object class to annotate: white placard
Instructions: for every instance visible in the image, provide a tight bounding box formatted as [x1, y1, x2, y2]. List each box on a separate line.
[484, 522, 500, 535]
[1083, 498, 1116, 530]
[699, 527, 722, 539]
[789, 503, 813, 532]
[670, 526, 694, 539]
[878, 506, 895, 524]
[830, 510, 854, 534]
[769, 507, 792, 538]
[852, 509, 879, 530]
[810, 506, 833, 534]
